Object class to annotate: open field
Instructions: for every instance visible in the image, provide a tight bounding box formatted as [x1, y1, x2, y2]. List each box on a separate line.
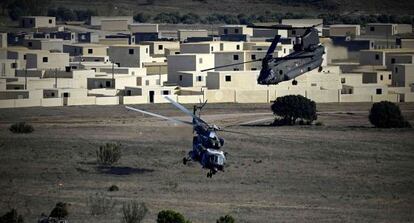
[0, 102, 414, 222]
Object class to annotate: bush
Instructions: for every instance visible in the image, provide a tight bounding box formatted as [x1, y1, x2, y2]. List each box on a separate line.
[87, 193, 116, 216]
[9, 122, 34, 134]
[315, 121, 324, 126]
[108, 185, 119, 192]
[369, 101, 411, 128]
[121, 201, 148, 223]
[217, 215, 235, 223]
[49, 202, 69, 219]
[157, 210, 190, 223]
[0, 209, 24, 223]
[96, 143, 122, 166]
[271, 95, 317, 125]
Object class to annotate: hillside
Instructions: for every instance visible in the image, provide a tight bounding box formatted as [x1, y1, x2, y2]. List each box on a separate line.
[50, 0, 414, 16]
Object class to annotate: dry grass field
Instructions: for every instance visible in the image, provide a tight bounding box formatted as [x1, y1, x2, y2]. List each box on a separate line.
[0, 102, 414, 222]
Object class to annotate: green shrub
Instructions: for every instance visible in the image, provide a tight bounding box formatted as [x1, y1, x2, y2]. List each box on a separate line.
[49, 202, 69, 219]
[108, 184, 119, 192]
[369, 101, 411, 128]
[315, 121, 324, 126]
[121, 201, 148, 223]
[271, 95, 317, 125]
[87, 193, 116, 216]
[96, 143, 122, 166]
[157, 210, 191, 223]
[9, 122, 34, 134]
[217, 215, 235, 223]
[0, 209, 24, 223]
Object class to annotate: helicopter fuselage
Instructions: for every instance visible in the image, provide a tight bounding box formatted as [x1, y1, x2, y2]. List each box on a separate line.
[258, 45, 324, 85]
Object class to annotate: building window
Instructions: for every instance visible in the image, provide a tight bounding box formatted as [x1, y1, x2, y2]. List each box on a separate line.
[197, 76, 202, 82]
[129, 49, 134, 54]
[88, 49, 93, 54]
[49, 19, 52, 24]
[23, 55, 26, 60]
[292, 30, 296, 35]
[370, 27, 375, 32]
[146, 48, 148, 54]
[179, 75, 183, 81]
[251, 55, 256, 60]
[234, 28, 239, 34]
[162, 90, 169, 95]
[311, 83, 317, 87]
[225, 75, 231, 82]
[233, 55, 239, 60]
[341, 78, 346, 83]
[236, 44, 240, 50]
[389, 74, 391, 80]
[375, 54, 379, 60]
[199, 58, 203, 64]
[284, 48, 286, 54]
[211, 46, 214, 52]
[395, 67, 398, 73]
[28, 42, 32, 47]
[233, 68, 239, 71]
[251, 68, 257, 70]
[391, 58, 396, 64]
[380, 75, 383, 80]
[43, 57, 48, 62]
[11, 63, 17, 68]
[376, 88, 382, 95]
[158, 45, 163, 50]
[257, 48, 262, 51]
[220, 43, 224, 51]
[105, 81, 111, 87]
[145, 80, 150, 86]
[224, 28, 228, 35]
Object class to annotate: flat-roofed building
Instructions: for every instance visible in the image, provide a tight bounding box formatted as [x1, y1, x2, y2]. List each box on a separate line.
[178, 30, 208, 42]
[282, 19, 323, 37]
[392, 64, 414, 88]
[20, 16, 56, 28]
[364, 23, 412, 36]
[89, 16, 133, 26]
[359, 49, 414, 66]
[108, 45, 152, 68]
[101, 19, 129, 31]
[219, 25, 253, 36]
[130, 23, 159, 33]
[78, 32, 99, 43]
[167, 54, 214, 84]
[22, 39, 64, 52]
[63, 44, 108, 57]
[329, 24, 361, 37]
[26, 51, 69, 70]
[140, 41, 180, 56]
[180, 41, 244, 54]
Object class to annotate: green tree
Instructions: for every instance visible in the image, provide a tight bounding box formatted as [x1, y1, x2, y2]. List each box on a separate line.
[369, 101, 411, 128]
[134, 12, 151, 23]
[271, 95, 317, 125]
[157, 210, 191, 223]
[49, 202, 69, 220]
[217, 215, 235, 223]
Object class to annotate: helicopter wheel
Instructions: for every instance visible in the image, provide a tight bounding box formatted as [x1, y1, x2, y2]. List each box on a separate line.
[292, 80, 298, 85]
[207, 172, 212, 178]
[182, 157, 187, 165]
[318, 66, 323, 72]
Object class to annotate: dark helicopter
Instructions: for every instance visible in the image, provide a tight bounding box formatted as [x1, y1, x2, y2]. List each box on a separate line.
[126, 96, 235, 178]
[201, 24, 325, 85]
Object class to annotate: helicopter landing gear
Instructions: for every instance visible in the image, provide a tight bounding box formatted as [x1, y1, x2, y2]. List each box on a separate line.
[292, 79, 298, 85]
[207, 171, 214, 178]
[183, 157, 190, 165]
[318, 66, 323, 72]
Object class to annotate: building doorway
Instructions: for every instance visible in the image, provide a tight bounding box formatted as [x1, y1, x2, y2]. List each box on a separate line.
[62, 92, 69, 106]
[149, 91, 154, 103]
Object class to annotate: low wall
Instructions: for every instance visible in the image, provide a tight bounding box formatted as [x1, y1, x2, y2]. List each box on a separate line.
[123, 96, 148, 104]
[67, 97, 96, 106]
[177, 95, 204, 104]
[340, 94, 371, 102]
[204, 89, 235, 103]
[0, 99, 15, 108]
[307, 90, 339, 103]
[404, 93, 414, 102]
[14, 99, 41, 108]
[95, 96, 119, 105]
[236, 90, 268, 103]
[41, 98, 63, 107]
[372, 94, 399, 102]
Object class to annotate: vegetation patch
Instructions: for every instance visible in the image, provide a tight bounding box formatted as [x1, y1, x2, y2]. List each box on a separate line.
[96, 143, 122, 167]
[9, 122, 34, 134]
[87, 193, 116, 216]
[157, 210, 191, 223]
[121, 201, 148, 223]
[369, 101, 411, 128]
[271, 95, 317, 126]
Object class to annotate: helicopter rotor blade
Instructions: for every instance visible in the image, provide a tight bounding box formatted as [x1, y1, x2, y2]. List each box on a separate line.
[266, 34, 281, 56]
[200, 59, 262, 72]
[164, 96, 209, 125]
[125, 106, 193, 126]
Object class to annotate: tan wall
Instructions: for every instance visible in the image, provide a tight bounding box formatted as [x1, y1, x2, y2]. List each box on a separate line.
[130, 24, 158, 33]
[41, 98, 62, 107]
[329, 25, 360, 36]
[95, 96, 119, 105]
[123, 96, 148, 104]
[204, 89, 235, 103]
[307, 89, 339, 103]
[236, 90, 268, 103]
[101, 20, 129, 31]
[177, 95, 204, 104]
[67, 96, 96, 106]
[340, 94, 371, 102]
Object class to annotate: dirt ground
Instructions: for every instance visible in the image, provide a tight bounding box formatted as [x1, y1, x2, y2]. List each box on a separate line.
[0, 102, 414, 223]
